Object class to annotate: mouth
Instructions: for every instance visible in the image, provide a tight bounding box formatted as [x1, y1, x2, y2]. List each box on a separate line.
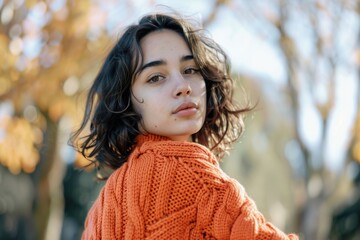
[173, 102, 198, 115]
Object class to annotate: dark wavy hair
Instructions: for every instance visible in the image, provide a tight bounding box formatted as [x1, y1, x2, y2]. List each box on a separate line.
[69, 13, 252, 173]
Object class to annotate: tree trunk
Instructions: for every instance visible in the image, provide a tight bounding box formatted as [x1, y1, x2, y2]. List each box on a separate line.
[32, 113, 59, 240]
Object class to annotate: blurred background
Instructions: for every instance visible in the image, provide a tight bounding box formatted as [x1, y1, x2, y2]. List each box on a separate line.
[0, 0, 359, 239]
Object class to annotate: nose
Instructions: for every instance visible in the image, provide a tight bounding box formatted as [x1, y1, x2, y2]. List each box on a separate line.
[174, 74, 192, 97]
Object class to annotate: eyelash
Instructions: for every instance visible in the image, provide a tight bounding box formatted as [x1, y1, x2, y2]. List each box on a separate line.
[147, 75, 165, 83]
[146, 67, 200, 83]
[184, 67, 200, 75]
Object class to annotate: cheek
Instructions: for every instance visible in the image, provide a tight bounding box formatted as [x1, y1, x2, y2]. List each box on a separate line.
[200, 81, 207, 116]
[198, 81, 207, 103]
[130, 95, 143, 115]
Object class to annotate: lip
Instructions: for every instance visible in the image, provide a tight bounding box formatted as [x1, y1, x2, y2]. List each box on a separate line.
[173, 102, 198, 115]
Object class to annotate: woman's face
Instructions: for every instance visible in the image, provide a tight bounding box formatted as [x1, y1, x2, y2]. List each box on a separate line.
[131, 29, 206, 141]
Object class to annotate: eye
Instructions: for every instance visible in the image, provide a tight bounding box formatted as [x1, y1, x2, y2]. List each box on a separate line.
[184, 67, 200, 75]
[147, 74, 165, 83]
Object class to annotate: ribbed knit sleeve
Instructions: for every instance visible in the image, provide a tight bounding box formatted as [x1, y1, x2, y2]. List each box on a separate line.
[173, 144, 298, 240]
[218, 180, 299, 240]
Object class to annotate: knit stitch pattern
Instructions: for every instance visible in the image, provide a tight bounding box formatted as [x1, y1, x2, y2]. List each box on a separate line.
[82, 134, 298, 240]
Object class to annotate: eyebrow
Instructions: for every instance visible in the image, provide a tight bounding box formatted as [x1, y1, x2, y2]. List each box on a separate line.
[139, 54, 194, 73]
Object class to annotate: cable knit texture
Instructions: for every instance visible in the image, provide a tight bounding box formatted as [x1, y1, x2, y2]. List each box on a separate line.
[82, 134, 298, 240]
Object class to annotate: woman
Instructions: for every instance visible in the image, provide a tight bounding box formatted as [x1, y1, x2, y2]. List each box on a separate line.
[70, 12, 298, 240]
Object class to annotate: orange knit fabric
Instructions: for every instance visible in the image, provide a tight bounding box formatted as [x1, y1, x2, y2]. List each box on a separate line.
[82, 134, 298, 240]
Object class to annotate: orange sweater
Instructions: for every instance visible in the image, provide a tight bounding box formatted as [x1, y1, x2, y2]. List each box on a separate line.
[82, 134, 298, 240]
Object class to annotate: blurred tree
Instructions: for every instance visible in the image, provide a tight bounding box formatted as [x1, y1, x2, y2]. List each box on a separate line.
[221, 0, 359, 239]
[0, 0, 110, 239]
[61, 165, 104, 240]
[329, 162, 360, 240]
[329, 5, 360, 238]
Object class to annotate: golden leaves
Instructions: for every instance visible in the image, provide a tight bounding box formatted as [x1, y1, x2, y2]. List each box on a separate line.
[0, 117, 40, 174]
[25, 0, 38, 8]
[353, 141, 360, 163]
[0, 0, 109, 175]
[355, 49, 360, 66]
[74, 152, 94, 170]
[48, 96, 77, 122]
[352, 112, 360, 163]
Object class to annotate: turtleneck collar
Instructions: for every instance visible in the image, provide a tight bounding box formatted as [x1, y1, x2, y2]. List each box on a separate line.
[136, 134, 171, 145]
[134, 134, 218, 165]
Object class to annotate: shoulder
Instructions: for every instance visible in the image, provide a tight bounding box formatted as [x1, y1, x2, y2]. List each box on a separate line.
[125, 137, 247, 196]
[136, 140, 239, 187]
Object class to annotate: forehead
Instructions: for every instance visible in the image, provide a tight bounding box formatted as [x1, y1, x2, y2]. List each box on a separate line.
[139, 29, 191, 60]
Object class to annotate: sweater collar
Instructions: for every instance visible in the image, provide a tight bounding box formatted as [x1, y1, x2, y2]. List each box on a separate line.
[135, 134, 218, 165]
[136, 134, 170, 145]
